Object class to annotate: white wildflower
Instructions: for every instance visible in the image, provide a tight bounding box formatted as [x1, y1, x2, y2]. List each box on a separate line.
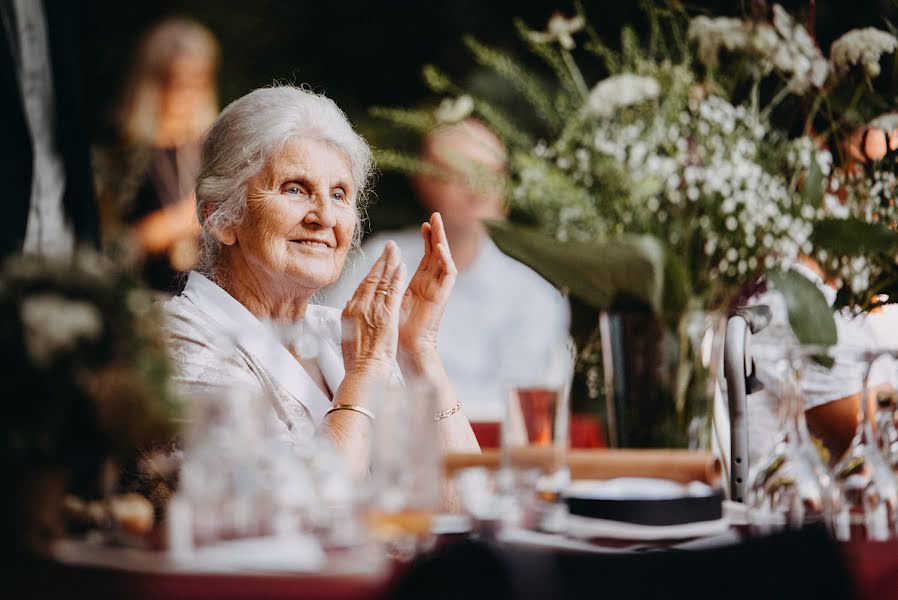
[761, 6, 829, 91]
[527, 13, 585, 50]
[831, 27, 898, 77]
[585, 74, 660, 117]
[435, 95, 474, 124]
[20, 293, 103, 367]
[688, 16, 750, 69]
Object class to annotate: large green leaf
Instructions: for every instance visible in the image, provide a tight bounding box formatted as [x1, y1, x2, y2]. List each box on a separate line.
[767, 269, 837, 347]
[811, 218, 898, 257]
[485, 220, 687, 316]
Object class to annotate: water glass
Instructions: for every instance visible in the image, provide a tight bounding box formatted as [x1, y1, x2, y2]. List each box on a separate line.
[179, 383, 274, 545]
[366, 378, 442, 556]
[501, 382, 570, 531]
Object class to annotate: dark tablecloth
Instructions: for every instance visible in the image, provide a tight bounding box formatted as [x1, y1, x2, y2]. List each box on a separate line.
[7, 528, 898, 600]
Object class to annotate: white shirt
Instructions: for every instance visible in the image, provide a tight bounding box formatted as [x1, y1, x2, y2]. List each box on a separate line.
[323, 230, 571, 421]
[166, 272, 346, 446]
[13, 0, 74, 258]
[746, 264, 898, 466]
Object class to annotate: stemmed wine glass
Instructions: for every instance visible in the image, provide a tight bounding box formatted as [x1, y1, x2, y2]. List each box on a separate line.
[748, 342, 837, 533]
[829, 348, 898, 541]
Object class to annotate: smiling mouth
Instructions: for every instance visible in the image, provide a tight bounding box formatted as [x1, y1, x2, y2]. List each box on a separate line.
[291, 239, 334, 249]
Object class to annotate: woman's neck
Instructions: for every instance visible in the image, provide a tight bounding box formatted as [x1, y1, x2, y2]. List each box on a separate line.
[217, 252, 314, 322]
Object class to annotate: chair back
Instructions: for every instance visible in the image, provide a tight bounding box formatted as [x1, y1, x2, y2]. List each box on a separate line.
[723, 305, 771, 502]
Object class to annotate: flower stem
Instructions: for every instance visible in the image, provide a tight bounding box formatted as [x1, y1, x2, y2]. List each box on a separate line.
[561, 48, 590, 101]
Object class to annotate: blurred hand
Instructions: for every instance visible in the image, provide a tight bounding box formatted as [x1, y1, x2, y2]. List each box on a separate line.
[399, 212, 458, 362]
[341, 241, 406, 377]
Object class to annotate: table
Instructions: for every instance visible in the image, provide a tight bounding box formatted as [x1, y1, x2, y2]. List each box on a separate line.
[7, 529, 898, 600]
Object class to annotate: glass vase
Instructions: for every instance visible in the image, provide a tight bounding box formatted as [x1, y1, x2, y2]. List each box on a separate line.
[598, 305, 725, 449]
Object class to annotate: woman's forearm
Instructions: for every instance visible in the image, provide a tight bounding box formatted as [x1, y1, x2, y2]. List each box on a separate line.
[316, 366, 384, 479]
[400, 349, 479, 512]
[400, 349, 480, 454]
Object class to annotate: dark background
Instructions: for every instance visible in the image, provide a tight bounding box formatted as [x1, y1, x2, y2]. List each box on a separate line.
[76, 0, 898, 233]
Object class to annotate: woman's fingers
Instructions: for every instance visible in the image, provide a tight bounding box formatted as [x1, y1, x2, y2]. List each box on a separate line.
[342, 242, 405, 371]
[435, 242, 458, 284]
[430, 212, 450, 258]
[418, 221, 433, 272]
[352, 241, 394, 303]
[385, 262, 407, 315]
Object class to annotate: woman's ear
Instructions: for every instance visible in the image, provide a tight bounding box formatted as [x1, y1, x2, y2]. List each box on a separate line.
[212, 225, 237, 246]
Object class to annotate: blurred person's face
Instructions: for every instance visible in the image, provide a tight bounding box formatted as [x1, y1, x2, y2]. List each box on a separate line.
[218, 137, 357, 294]
[159, 53, 215, 124]
[414, 121, 506, 231]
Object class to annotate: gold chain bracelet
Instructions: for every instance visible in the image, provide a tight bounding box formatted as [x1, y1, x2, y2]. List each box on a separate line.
[434, 401, 462, 422]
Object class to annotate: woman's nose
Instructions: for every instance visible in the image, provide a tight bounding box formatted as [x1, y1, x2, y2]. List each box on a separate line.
[305, 194, 337, 228]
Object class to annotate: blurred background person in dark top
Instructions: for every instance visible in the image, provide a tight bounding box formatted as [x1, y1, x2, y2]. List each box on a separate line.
[0, 0, 98, 260]
[93, 17, 219, 293]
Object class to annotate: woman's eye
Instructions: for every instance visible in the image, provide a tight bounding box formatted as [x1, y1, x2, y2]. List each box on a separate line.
[283, 183, 306, 196]
[331, 189, 347, 202]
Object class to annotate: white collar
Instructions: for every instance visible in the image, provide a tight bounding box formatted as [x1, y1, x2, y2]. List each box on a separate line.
[180, 271, 339, 423]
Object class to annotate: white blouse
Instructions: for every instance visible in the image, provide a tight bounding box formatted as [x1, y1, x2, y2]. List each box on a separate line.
[165, 271, 346, 446]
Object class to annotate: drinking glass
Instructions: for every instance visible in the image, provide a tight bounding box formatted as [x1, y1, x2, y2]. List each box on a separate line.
[501, 380, 570, 531]
[748, 342, 837, 534]
[179, 383, 274, 545]
[875, 390, 898, 472]
[830, 348, 898, 541]
[366, 378, 441, 557]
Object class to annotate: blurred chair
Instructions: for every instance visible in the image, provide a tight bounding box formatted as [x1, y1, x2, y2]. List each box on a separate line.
[723, 305, 771, 503]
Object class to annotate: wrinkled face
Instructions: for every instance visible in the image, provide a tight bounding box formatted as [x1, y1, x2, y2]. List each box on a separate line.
[223, 137, 357, 293]
[414, 120, 507, 231]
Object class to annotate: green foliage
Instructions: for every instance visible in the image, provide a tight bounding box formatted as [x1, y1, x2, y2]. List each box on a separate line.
[812, 218, 898, 257]
[0, 253, 181, 470]
[462, 35, 563, 132]
[484, 220, 687, 316]
[368, 107, 436, 133]
[768, 269, 838, 347]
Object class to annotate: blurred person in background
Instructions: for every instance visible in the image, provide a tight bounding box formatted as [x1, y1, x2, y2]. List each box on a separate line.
[745, 257, 898, 467]
[94, 17, 219, 293]
[165, 86, 479, 484]
[324, 119, 571, 423]
[0, 0, 98, 259]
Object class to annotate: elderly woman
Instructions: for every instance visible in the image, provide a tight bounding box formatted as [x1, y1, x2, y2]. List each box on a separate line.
[165, 86, 479, 478]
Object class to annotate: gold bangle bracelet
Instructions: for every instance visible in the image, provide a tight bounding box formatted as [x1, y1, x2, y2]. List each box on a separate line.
[434, 401, 462, 422]
[326, 403, 375, 420]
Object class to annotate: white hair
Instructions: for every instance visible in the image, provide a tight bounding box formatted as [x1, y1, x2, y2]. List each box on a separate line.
[195, 85, 375, 279]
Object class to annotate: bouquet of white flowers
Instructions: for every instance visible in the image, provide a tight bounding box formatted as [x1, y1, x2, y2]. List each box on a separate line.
[372, 2, 898, 446]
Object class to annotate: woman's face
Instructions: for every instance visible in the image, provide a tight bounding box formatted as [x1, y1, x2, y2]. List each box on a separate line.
[226, 137, 357, 293]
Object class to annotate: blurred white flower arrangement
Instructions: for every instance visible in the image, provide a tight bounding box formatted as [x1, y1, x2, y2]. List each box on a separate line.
[372, 2, 898, 330]
[21, 294, 103, 367]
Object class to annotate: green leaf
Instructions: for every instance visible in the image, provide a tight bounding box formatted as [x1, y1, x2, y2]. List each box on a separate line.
[811, 218, 898, 257]
[767, 269, 837, 347]
[485, 220, 687, 317]
[369, 106, 436, 132]
[801, 159, 824, 206]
